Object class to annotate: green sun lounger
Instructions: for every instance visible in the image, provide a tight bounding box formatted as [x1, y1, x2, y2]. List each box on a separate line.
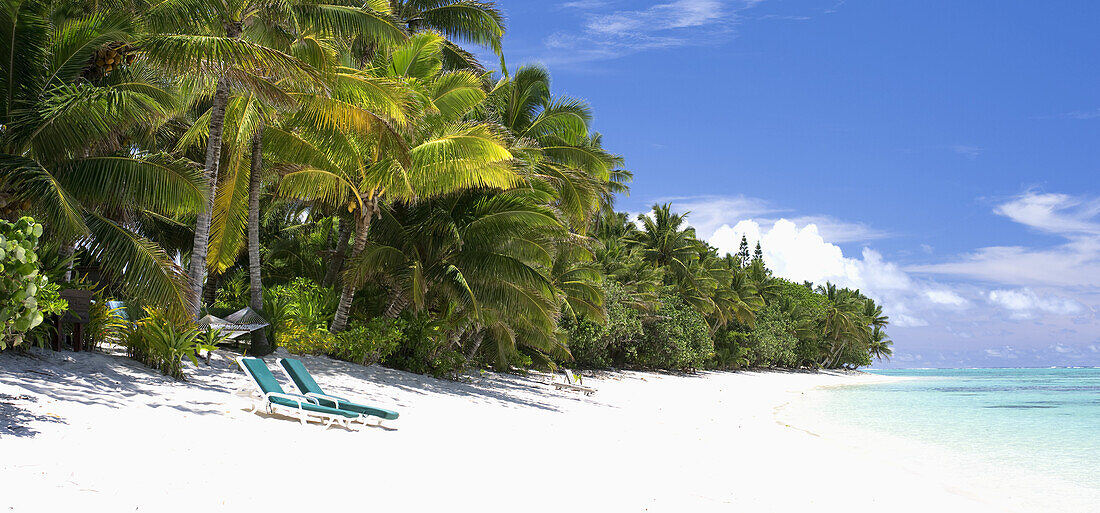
[236, 357, 367, 429]
[277, 357, 399, 425]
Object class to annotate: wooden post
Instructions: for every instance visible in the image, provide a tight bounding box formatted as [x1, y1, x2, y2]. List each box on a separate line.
[73, 323, 83, 352]
[51, 314, 61, 352]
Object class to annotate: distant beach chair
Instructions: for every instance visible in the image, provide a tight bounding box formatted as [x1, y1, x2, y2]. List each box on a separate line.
[277, 357, 399, 427]
[553, 369, 596, 396]
[236, 357, 366, 429]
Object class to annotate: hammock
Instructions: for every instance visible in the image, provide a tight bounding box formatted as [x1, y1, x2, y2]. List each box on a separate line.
[196, 307, 270, 339]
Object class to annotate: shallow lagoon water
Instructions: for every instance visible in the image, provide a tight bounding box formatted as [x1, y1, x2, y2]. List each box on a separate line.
[819, 368, 1100, 489]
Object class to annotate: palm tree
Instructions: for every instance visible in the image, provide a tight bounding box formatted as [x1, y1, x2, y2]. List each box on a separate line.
[389, 0, 505, 71]
[816, 283, 870, 368]
[635, 203, 697, 278]
[141, 0, 405, 318]
[868, 327, 893, 362]
[347, 189, 566, 365]
[484, 66, 620, 232]
[0, 4, 207, 316]
[278, 33, 518, 332]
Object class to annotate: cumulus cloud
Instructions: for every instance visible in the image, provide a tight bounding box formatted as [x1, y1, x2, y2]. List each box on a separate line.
[670, 195, 889, 243]
[706, 217, 970, 328]
[710, 219, 910, 293]
[987, 288, 1083, 319]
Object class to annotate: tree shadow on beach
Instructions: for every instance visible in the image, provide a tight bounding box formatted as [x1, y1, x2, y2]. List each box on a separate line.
[297, 354, 611, 414]
[0, 393, 66, 438]
[0, 349, 238, 418]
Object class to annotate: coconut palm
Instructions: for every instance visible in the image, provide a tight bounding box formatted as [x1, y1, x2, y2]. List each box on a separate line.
[484, 66, 620, 231]
[635, 203, 698, 279]
[278, 33, 518, 332]
[389, 0, 505, 71]
[140, 0, 406, 317]
[0, 3, 207, 315]
[868, 327, 893, 361]
[347, 189, 566, 365]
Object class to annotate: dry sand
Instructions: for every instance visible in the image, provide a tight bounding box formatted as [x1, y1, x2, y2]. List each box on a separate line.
[1, 347, 1096, 512]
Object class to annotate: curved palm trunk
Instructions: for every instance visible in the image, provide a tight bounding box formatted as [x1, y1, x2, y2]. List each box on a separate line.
[186, 23, 241, 319]
[186, 76, 231, 318]
[248, 123, 270, 354]
[330, 198, 376, 333]
[322, 215, 351, 287]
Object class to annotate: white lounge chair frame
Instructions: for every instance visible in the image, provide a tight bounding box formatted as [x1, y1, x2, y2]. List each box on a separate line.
[553, 369, 596, 396]
[235, 357, 368, 430]
[275, 359, 393, 428]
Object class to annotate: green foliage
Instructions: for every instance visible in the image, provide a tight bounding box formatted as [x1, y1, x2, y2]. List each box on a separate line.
[0, 217, 62, 350]
[264, 278, 339, 347]
[331, 318, 403, 365]
[628, 294, 713, 371]
[0, 2, 894, 376]
[122, 308, 208, 380]
[562, 281, 643, 368]
[741, 304, 798, 368]
[281, 317, 402, 366]
[57, 278, 127, 350]
[383, 314, 465, 378]
[713, 329, 750, 369]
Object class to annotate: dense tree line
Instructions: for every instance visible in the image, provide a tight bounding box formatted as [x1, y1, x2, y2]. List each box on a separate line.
[0, 0, 890, 375]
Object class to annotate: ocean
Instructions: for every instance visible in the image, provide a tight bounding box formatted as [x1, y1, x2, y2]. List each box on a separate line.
[817, 368, 1100, 490]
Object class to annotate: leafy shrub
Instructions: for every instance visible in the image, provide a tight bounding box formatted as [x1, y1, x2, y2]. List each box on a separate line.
[122, 308, 213, 380]
[563, 317, 609, 368]
[330, 318, 403, 365]
[713, 329, 750, 369]
[563, 282, 644, 368]
[628, 294, 713, 371]
[275, 319, 334, 356]
[383, 314, 464, 378]
[265, 278, 339, 348]
[738, 304, 798, 367]
[1, 217, 64, 349]
[280, 317, 402, 366]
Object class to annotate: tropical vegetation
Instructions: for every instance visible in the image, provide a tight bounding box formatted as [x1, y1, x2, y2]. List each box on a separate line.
[0, 0, 890, 377]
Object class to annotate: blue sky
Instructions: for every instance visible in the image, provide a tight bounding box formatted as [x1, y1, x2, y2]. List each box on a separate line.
[487, 0, 1100, 367]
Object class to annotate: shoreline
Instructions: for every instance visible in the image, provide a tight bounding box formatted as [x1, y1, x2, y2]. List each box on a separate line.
[1, 348, 1096, 512]
[779, 375, 1100, 513]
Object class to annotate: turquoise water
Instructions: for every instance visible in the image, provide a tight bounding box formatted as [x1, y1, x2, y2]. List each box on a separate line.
[818, 368, 1100, 489]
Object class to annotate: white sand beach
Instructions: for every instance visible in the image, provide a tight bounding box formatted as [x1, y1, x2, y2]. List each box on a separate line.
[1, 348, 1096, 512]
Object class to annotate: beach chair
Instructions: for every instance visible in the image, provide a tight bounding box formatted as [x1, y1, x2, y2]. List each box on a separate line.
[553, 369, 596, 396]
[277, 357, 399, 427]
[236, 357, 365, 429]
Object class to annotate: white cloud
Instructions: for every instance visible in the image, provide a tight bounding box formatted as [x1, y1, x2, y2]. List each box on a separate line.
[710, 219, 909, 294]
[666, 195, 777, 238]
[668, 195, 889, 244]
[560, 1, 609, 8]
[910, 191, 1100, 287]
[537, 1, 761, 64]
[950, 144, 982, 159]
[993, 192, 1100, 235]
[987, 288, 1083, 319]
[586, 0, 725, 35]
[706, 217, 973, 328]
[924, 289, 968, 308]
